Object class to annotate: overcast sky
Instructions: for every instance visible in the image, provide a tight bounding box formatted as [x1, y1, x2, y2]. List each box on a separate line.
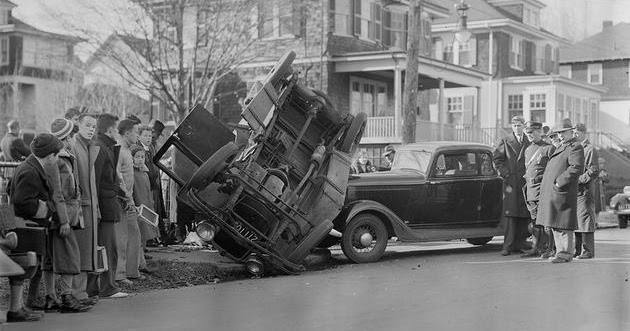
[11, 0, 630, 60]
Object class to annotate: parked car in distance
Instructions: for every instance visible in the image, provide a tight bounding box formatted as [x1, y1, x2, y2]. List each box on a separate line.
[323, 142, 505, 263]
[609, 186, 630, 228]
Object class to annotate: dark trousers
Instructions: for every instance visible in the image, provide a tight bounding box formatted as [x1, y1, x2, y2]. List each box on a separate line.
[87, 221, 120, 297]
[503, 216, 529, 252]
[575, 232, 595, 257]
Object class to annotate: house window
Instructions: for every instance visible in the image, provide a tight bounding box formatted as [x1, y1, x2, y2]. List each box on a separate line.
[557, 93, 565, 120]
[447, 97, 463, 125]
[350, 78, 388, 117]
[530, 93, 546, 122]
[443, 43, 453, 63]
[384, 10, 407, 50]
[457, 37, 476, 67]
[259, 0, 293, 39]
[0, 37, 9, 66]
[370, 2, 382, 42]
[509, 36, 524, 70]
[587, 63, 603, 85]
[353, 0, 371, 39]
[507, 94, 523, 123]
[582, 99, 589, 124]
[535, 43, 545, 73]
[559, 65, 572, 78]
[330, 0, 352, 35]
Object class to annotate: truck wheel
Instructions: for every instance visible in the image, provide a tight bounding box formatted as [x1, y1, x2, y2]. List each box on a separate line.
[619, 216, 628, 229]
[466, 237, 493, 245]
[339, 112, 367, 155]
[341, 214, 387, 263]
[187, 142, 240, 190]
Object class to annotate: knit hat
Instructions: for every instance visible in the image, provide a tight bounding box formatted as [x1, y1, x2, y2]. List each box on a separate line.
[50, 118, 75, 140]
[30, 133, 63, 158]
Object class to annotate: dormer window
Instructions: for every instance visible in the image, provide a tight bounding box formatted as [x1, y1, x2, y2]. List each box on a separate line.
[0, 9, 9, 25]
[522, 5, 540, 28]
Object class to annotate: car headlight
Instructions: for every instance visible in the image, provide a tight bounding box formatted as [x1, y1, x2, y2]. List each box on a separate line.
[196, 221, 218, 241]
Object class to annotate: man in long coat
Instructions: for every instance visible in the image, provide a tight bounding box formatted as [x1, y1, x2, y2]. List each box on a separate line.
[521, 121, 555, 258]
[538, 121, 585, 263]
[70, 113, 101, 303]
[573, 123, 598, 259]
[493, 115, 531, 255]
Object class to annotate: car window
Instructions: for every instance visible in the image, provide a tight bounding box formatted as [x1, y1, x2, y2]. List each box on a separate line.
[433, 152, 479, 178]
[391, 150, 432, 173]
[480, 153, 496, 176]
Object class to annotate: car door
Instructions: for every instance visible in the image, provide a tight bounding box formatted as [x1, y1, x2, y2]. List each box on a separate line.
[414, 151, 481, 227]
[477, 151, 502, 226]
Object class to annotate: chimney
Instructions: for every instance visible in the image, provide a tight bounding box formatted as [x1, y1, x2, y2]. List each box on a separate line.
[603, 20, 613, 31]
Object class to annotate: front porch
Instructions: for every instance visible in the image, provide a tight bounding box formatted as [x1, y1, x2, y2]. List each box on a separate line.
[332, 51, 491, 145]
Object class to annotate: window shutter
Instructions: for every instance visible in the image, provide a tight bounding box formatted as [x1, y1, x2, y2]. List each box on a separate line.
[292, 1, 305, 37]
[404, 12, 409, 50]
[470, 36, 477, 66]
[434, 37, 443, 60]
[329, 0, 335, 33]
[463, 95, 474, 124]
[382, 9, 391, 46]
[524, 41, 532, 71]
[544, 44, 552, 73]
[353, 0, 361, 36]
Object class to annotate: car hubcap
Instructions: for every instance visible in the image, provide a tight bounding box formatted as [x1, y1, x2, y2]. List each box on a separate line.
[359, 232, 373, 246]
[353, 225, 377, 252]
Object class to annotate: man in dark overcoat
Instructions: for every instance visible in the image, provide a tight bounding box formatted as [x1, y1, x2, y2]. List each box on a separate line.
[573, 123, 598, 259]
[538, 121, 585, 263]
[493, 115, 531, 255]
[521, 121, 556, 258]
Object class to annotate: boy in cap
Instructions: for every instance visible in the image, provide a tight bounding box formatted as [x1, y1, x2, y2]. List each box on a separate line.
[10, 133, 89, 312]
[537, 119, 585, 263]
[521, 121, 556, 258]
[382, 145, 396, 171]
[493, 115, 531, 255]
[572, 123, 598, 259]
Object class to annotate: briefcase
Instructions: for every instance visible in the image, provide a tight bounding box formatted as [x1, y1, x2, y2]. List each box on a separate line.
[12, 227, 47, 256]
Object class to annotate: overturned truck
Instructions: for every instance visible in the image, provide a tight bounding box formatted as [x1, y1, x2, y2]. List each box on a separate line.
[155, 51, 366, 275]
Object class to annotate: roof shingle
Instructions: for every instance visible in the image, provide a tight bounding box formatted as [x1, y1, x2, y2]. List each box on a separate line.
[560, 23, 630, 63]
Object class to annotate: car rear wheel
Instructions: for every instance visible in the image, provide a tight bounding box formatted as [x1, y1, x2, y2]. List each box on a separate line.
[619, 216, 628, 229]
[341, 214, 388, 263]
[187, 142, 240, 190]
[466, 237, 493, 246]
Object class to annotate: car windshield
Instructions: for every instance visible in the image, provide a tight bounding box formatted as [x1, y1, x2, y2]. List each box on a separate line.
[391, 150, 432, 173]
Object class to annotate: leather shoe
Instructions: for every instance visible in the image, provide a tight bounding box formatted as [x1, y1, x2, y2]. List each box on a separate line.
[540, 251, 555, 259]
[6, 308, 42, 322]
[576, 254, 593, 260]
[25, 297, 45, 311]
[61, 294, 92, 313]
[500, 250, 511, 256]
[551, 257, 569, 263]
[520, 250, 539, 258]
[44, 295, 62, 312]
[80, 296, 99, 306]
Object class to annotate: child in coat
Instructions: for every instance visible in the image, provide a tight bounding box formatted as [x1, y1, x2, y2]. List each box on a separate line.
[131, 146, 159, 249]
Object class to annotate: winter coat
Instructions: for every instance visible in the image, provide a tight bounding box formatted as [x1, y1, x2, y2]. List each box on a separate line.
[493, 133, 531, 218]
[10, 155, 55, 225]
[71, 135, 100, 271]
[94, 133, 123, 223]
[56, 148, 82, 229]
[0, 132, 30, 162]
[523, 140, 555, 203]
[133, 163, 158, 241]
[576, 139, 599, 232]
[538, 138, 585, 230]
[117, 139, 135, 209]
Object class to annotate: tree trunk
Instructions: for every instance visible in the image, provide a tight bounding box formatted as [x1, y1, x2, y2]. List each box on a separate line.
[402, 0, 421, 145]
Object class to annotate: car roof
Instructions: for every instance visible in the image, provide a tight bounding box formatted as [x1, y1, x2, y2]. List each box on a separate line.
[398, 141, 494, 153]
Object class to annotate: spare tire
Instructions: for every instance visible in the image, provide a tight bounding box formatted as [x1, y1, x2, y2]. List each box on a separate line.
[339, 112, 367, 155]
[186, 142, 240, 191]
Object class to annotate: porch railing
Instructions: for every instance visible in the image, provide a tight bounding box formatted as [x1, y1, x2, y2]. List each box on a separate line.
[364, 116, 395, 138]
[415, 120, 505, 146]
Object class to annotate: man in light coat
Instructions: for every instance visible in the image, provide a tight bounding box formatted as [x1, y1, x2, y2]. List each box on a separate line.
[70, 113, 101, 304]
[573, 123, 598, 259]
[493, 115, 531, 256]
[520, 121, 556, 258]
[538, 120, 585, 263]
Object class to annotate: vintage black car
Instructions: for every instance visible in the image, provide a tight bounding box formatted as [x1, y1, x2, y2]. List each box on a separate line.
[609, 186, 630, 228]
[323, 142, 505, 263]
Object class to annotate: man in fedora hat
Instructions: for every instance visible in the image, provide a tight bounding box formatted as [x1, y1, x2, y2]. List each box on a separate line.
[537, 119, 584, 263]
[572, 123, 598, 259]
[521, 121, 556, 258]
[493, 115, 531, 256]
[382, 145, 395, 171]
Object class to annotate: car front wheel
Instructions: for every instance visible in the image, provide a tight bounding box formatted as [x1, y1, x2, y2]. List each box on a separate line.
[341, 214, 388, 263]
[466, 237, 493, 245]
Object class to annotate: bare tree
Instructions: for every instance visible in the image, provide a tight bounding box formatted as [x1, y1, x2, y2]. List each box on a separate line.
[54, 0, 259, 122]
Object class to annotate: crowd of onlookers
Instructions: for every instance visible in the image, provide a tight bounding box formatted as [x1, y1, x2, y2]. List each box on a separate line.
[0, 109, 168, 322]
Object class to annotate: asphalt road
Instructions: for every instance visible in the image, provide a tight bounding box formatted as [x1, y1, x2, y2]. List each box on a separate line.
[4, 228, 629, 331]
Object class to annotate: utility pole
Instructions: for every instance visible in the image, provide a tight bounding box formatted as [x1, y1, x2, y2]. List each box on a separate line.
[402, 0, 421, 144]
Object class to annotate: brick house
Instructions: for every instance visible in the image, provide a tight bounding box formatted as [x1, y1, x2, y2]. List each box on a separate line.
[559, 21, 630, 144]
[0, 0, 80, 135]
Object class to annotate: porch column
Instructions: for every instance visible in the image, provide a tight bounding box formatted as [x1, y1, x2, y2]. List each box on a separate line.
[394, 64, 402, 139]
[438, 78, 445, 141]
[475, 86, 481, 141]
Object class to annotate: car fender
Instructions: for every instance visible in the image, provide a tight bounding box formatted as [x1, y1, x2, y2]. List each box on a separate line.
[333, 200, 416, 240]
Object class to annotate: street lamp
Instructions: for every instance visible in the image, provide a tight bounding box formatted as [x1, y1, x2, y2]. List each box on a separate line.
[454, 0, 471, 44]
